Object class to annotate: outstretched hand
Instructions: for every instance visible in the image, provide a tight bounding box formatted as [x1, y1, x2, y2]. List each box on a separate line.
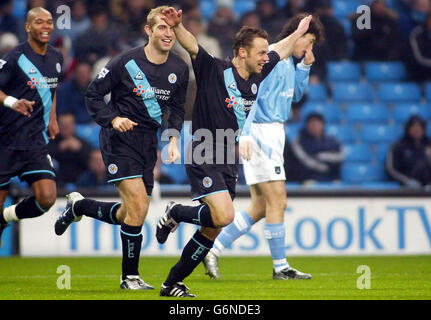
[161, 7, 183, 27]
[296, 15, 312, 37]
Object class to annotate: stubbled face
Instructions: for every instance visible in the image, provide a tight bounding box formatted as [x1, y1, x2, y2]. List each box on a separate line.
[293, 33, 316, 59]
[243, 37, 269, 74]
[146, 15, 176, 53]
[26, 10, 54, 44]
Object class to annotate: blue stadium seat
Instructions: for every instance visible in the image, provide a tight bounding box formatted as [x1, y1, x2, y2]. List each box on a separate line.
[359, 181, 400, 189]
[306, 181, 350, 190]
[233, 0, 256, 17]
[427, 121, 431, 137]
[343, 144, 372, 162]
[392, 103, 431, 123]
[200, 0, 216, 20]
[345, 103, 390, 124]
[161, 163, 188, 185]
[342, 163, 386, 184]
[327, 61, 361, 82]
[378, 83, 421, 103]
[285, 122, 301, 140]
[301, 102, 342, 123]
[333, 0, 361, 19]
[332, 83, 374, 102]
[306, 83, 328, 101]
[276, 0, 287, 8]
[360, 124, 402, 144]
[339, 18, 352, 38]
[75, 124, 100, 148]
[372, 143, 390, 162]
[425, 83, 431, 102]
[364, 61, 407, 82]
[326, 124, 357, 143]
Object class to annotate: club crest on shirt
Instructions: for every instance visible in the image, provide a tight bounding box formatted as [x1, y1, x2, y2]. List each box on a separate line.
[108, 164, 118, 175]
[168, 73, 177, 84]
[251, 83, 257, 94]
[202, 176, 213, 188]
[56, 63, 62, 73]
[135, 71, 143, 80]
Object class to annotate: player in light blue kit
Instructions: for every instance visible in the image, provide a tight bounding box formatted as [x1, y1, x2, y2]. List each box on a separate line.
[203, 14, 325, 280]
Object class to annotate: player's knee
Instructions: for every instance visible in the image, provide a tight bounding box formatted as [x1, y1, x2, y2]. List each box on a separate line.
[35, 192, 56, 211]
[213, 207, 234, 227]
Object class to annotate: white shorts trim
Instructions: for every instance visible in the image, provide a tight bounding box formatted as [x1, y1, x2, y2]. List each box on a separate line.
[242, 122, 286, 185]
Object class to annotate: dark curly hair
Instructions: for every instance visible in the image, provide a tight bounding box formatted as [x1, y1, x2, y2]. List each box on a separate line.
[275, 13, 325, 45]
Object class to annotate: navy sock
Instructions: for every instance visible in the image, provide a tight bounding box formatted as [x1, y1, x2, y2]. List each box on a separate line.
[15, 196, 46, 219]
[74, 199, 121, 225]
[120, 223, 143, 280]
[171, 204, 215, 227]
[164, 230, 214, 286]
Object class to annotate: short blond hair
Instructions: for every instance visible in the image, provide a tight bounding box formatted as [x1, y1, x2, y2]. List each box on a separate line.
[146, 5, 169, 30]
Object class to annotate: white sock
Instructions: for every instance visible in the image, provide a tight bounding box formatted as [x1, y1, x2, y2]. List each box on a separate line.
[274, 258, 290, 273]
[3, 204, 18, 222]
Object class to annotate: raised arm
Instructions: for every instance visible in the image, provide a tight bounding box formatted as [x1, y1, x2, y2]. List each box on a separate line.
[161, 7, 199, 59]
[271, 15, 312, 60]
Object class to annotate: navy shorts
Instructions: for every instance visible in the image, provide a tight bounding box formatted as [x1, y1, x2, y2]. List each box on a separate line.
[186, 162, 238, 202]
[99, 127, 158, 197]
[0, 147, 56, 190]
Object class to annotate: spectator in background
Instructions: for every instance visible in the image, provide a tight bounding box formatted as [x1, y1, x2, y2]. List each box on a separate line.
[283, 0, 306, 18]
[351, 0, 401, 61]
[74, 6, 122, 64]
[386, 116, 431, 189]
[398, 0, 431, 39]
[290, 112, 344, 184]
[307, 0, 347, 82]
[254, 0, 286, 43]
[48, 113, 94, 187]
[0, 0, 19, 37]
[239, 11, 262, 29]
[76, 149, 111, 188]
[56, 60, 94, 124]
[404, 12, 431, 82]
[207, 6, 237, 58]
[0, 32, 18, 56]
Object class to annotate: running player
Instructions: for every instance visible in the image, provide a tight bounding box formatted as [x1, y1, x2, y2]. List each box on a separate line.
[156, 7, 312, 297]
[54, 6, 189, 290]
[0, 7, 62, 242]
[203, 14, 325, 280]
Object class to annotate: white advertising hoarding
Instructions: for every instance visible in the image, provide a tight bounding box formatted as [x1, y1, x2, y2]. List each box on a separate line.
[20, 197, 431, 256]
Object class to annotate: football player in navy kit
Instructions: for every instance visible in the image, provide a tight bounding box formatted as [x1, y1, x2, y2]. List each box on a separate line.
[0, 7, 62, 243]
[54, 6, 189, 291]
[156, 7, 312, 297]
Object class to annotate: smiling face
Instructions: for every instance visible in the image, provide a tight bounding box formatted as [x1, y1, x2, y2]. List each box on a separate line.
[293, 33, 316, 59]
[26, 8, 54, 45]
[242, 37, 269, 74]
[145, 14, 176, 53]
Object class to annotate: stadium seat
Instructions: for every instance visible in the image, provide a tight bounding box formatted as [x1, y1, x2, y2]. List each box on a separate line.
[285, 122, 301, 140]
[327, 61, 361, 82]
[372, 143, 391, 162]
[343, 144, 372, 162]
[378, 83, 421, 103]
[276, 0, 287, 8]
[339, 18, 352, 38]
[342, 163, 386, 184]
[306, 83, 328, 101]
[392, 103, 431, 123]
[359, 124, 402, 144]
[305, 181, 350, 189]
[345, 103, 390, 124]
[332, 83, 374, 102]
[364, 61, 407, 82]
[233, 0, 256, 17]
[301, 102, 342, 123]
[200, 0, 216, 20]
[75, 124, 101, 148]
[359, 181, 400, 189]
[161, 163, 188, 185]
[332, 0, 361, 19]
[427, 121, 431, 137]
[326, 124, 357, 143]
[425, 83, 431, 102]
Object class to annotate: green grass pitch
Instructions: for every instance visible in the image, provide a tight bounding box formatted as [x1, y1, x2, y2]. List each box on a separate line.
[0, 256, 430, 300]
